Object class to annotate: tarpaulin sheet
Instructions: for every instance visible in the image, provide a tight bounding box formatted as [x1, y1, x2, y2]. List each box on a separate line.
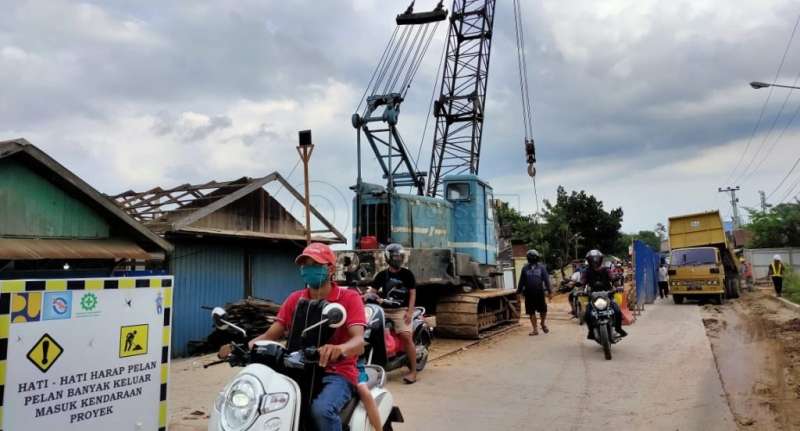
[634, 240, 659, 305]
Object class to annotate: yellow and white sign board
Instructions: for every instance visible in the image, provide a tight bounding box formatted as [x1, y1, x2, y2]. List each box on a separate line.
[0, 276, 173, 431]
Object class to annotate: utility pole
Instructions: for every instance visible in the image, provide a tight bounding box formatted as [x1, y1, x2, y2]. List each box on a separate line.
[758, 190, 771, 213]
[718, 186, 741, 228]
[297, 130, 314, 244]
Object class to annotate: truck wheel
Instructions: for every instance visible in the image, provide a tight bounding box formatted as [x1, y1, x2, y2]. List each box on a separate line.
[599, 325, 612, 360]
[729, 279, 740, 299]
[673, 295, 684, 304]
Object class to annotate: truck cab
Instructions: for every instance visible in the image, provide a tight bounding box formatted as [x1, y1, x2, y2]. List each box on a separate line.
[668, 246, 725, 302]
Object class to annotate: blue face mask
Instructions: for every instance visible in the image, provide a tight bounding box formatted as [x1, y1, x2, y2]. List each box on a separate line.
[300, 265, 329, 289]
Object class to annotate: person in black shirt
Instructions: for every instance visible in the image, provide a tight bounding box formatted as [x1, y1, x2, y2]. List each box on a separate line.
[369, 243, 419, 383]
[517, 249, 552, 335]
[582, 249, 627, 340]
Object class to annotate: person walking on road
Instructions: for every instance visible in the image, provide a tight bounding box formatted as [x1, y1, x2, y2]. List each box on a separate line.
[517, 249, 552, 336]
[768, 254, 786, 297]
[658, 262, 669, 299]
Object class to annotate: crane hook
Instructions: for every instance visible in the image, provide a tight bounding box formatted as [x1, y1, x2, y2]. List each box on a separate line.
[525, 138, 536, 177]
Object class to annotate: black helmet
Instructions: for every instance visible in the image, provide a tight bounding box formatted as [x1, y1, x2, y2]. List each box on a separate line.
[586, 249, 604, 269]
[526, 249, 541, 264]
[384, 243, 405, 269]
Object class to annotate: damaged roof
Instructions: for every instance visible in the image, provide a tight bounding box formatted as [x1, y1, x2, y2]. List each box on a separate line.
[111, 173, 346, 244]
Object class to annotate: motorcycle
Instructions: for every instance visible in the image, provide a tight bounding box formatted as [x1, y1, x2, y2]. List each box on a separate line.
[206, 301, 404, 431]
[586, 291, 621, 360]
[362, 293, 433, 372]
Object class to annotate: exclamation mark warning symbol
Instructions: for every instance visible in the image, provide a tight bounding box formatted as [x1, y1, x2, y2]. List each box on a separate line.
[27, 333, 64, 372]
[42, 340, 50, 365]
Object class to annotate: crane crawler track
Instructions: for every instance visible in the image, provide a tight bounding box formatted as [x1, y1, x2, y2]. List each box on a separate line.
[435, 289, 521, 339]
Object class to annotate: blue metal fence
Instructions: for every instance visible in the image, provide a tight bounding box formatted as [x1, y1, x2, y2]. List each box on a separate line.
[634, 240, 659, 305]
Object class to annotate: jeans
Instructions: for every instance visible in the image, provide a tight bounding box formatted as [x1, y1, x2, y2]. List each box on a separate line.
[311, 374, 353, 431]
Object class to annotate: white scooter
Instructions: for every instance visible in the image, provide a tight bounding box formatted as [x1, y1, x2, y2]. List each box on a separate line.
[206, 302, 404, 431]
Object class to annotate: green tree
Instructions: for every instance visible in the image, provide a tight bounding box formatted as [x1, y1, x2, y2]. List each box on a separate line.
[634, 230, 661, 251]
[745, 203, 800, 247]
[496, 187, 624, 270]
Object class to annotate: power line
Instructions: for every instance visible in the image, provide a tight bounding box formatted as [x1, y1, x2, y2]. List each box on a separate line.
[726, 14, 800, 183]
[763, 96, 800, 199]
[737, 68, 800, 183]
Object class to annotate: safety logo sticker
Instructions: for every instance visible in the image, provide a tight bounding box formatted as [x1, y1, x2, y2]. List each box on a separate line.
[76, 292, 100, 318]
[11, 292, 42, 323]
[27, 333, 64, 373]
[43, 291, 72, 321]
[119, 324, 148, 358]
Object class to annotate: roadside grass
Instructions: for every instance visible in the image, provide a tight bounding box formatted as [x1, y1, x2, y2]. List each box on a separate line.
[783, 270, 800, 305]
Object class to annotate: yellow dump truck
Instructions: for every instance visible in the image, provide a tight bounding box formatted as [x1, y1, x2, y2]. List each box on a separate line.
[668, 210, 740, 304]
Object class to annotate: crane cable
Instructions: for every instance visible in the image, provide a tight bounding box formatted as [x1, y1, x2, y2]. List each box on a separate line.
[512, 0, 541, 220]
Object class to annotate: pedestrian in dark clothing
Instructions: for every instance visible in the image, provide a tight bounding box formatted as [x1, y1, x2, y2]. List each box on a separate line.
[517, 249, 552, 336]
[768, 254, 786, 297]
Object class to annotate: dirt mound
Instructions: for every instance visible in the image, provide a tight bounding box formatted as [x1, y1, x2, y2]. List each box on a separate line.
[701, 292, 800, 430]
[782, 318, 800, 332]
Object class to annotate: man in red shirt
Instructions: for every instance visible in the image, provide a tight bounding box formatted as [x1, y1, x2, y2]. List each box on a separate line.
[235, 243, 366, 431]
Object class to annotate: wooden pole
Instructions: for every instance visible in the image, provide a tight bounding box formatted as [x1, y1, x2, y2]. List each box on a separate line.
[297, 130, 314, 245]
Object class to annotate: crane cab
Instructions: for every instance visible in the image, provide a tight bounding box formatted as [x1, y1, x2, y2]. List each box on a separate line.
[442, 175, 498, 266]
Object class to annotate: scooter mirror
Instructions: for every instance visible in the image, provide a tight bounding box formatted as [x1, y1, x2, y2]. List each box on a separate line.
[322, 303, 347, 328]
[211, 307, 228, 330]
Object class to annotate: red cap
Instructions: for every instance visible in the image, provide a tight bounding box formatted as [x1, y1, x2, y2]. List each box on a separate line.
[295, 242, 336, 266]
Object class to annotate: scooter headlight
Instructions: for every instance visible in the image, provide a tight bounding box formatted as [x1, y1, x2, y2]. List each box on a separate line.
[221, 374, 262, 431]
[593, 298, 609, 310]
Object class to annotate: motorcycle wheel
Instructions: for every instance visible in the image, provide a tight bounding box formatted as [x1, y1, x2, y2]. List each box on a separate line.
[599, 325, 612, 360]
[577, 301, 585, 325]
[416, 345, 429, 372]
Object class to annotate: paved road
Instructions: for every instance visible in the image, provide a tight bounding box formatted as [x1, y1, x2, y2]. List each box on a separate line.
[387, 300, 736, 431]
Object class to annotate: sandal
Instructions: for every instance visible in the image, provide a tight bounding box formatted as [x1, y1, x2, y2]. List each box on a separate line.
[529, 330, 539, 336]
[403, 375, 417, 384]
[541, 325, 549, 334]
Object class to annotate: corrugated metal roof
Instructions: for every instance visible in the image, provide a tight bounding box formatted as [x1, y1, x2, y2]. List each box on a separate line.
[0, 238, 154, 260]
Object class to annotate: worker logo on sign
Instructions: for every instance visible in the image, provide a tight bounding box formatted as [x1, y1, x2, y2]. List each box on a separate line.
[43, 291, 72, 321]
[27, 333, 64, 373]
[119, 324, 148, 358]
[11, 292, 42, 323]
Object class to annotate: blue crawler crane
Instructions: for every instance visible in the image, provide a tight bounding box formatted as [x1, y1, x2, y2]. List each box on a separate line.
[336, 1, 536, 338]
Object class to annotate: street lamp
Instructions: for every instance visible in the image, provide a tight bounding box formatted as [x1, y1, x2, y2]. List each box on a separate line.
[750, 81, 800, 90]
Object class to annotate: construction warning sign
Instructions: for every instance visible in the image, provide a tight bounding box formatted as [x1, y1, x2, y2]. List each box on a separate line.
[119, 324, 149, 358]
[0, 276, 173, 431]
[26, 333, 64, 373]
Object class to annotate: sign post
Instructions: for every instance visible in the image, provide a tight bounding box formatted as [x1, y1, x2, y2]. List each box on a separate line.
[0, 276, 173, 431]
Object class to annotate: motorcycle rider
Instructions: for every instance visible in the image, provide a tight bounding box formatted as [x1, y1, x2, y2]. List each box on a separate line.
[218, 242, 366, 431]
[582, 249, 627, 340]
[516, 249, 552, 335]
[369, 243, 419, 384]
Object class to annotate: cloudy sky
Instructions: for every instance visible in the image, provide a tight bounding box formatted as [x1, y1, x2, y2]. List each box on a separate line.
[2, 0, 800, 242]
